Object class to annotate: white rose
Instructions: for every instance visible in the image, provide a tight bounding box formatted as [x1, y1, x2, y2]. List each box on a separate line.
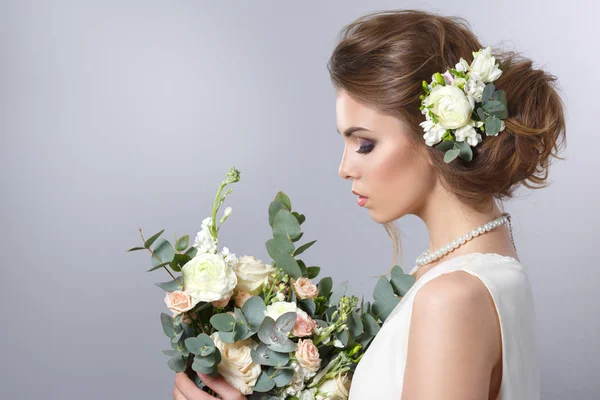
[233, 255, 275, 295]
[210, 332, 261, 395]
[264, 301, 297, 321]
[182, 253, 237, 305]
[425, 85, 473, 129]
[316, 373, 352, 400]
[454, 120, 484, 147]
[419, 119, 447, 147]
[470, 46, 502, 83]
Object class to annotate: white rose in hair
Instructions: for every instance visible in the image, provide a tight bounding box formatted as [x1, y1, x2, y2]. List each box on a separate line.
[425, 85, 473, 129]
[233, 255, 275, 295]
[470, 46, 502, 83]
[182, 253, 237, 305]
[210, 332, 261, 395]
[419, 119, 447, 146]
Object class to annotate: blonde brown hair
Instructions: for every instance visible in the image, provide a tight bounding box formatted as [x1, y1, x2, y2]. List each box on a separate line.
[327, 9, 567, 270]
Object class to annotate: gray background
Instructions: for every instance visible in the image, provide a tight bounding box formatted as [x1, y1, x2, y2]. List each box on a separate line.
[1, 1, 597, 399]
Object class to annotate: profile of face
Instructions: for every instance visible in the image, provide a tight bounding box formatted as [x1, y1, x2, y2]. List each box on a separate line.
[336, 90, 437, 223]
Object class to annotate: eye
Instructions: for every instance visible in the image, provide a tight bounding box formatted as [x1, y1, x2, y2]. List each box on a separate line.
[356, 138, 375, 154]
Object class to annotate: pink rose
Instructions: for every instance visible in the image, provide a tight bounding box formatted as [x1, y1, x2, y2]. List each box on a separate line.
[234, 290, 252, 308]
[295, 338, 321, 372]
[211, 296, 231, 308]
[292, 308, 316, 337]
[164, 291, 193, 316]
[292, 277, 318, 300]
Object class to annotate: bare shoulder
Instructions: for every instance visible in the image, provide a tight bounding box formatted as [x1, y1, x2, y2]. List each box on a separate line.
[401, 271, 502, 399]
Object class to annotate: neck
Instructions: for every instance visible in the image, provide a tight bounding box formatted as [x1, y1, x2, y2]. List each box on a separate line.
[414, 181, 515, 265]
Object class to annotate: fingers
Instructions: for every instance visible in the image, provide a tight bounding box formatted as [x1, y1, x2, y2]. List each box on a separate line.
[197, 373, 245, 400]
[174, 372, 216, 400]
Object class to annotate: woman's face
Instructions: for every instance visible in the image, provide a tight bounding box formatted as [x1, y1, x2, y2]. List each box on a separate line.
[336, 90, 437, 223]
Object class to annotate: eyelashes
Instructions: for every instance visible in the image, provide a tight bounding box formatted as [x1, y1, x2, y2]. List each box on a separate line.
[356, 138, 375, 154]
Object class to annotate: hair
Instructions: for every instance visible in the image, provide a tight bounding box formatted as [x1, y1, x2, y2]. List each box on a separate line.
[327, 9, 567, 271]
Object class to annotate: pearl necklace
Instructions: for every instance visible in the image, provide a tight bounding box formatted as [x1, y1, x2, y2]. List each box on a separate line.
[415, 213, 515, 269]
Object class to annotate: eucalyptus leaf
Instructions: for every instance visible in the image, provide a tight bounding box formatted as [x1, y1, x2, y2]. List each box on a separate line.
[242, 296, 267, 329]
[218, 331, 236, 343]
[317, 277, 333, 298]
[292, 240, 317, 257]
[485, 115, 501, 136]
[161, 313, 176, 337]
[274, 311, 297, 335]
[329, 281, 348, 306]
[170, 253, 191, 272]
[127, 246, 145, 252]
[175, 235, 190, 252]
[390, 265, 404, 278]
[155, 276, 184, 292]
[272, 252, 302, 279]
[336, 327, 350, 347]
[372, 296, 399, 322]
[144, 229, 165, 248]
[292, 212, 306, 225]
[274, 191, 292, 211]
[444, 148, 460, 163]
[347, 310, 364, 337]
[192, 360, 215, 375]
[268, 201, 288, 228]
[147, 261, 171, 272]
[297, 298, 316, 316]
[306, 266, 320, 279]
[210, 313, 236, 332]
[266, 237, 295, 260]
[184, 333, 214, 355]
[162, 350, 180, 357]
[482, 83, 495, 104]
[268, 366, 294, 387]
[482, 100, 506, 117]
[362, 313, 381, 337]
[184, 246, 198, 258]
[435, 140, 454, 152]
[297, 259, 307, 276]
[233, 322, 250, 341]
[253, 370, 276, 392]
[390, 274, 415, 297]
[152, 239, 175, 266]
[251, 343, 290, 367]
[171, 329, 184, 344]
[456, 140, 473, 162]
[273, 209, 302, 241]
[167, 356, 186, 372]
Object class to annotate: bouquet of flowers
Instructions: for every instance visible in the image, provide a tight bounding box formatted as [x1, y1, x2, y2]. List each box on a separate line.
[128, 167, 415, 399]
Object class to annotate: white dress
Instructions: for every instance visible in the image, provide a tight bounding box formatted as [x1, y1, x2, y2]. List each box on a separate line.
[348, 252, 540, 399]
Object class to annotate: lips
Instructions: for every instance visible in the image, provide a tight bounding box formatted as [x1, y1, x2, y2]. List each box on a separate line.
[352, 190, 366, 198]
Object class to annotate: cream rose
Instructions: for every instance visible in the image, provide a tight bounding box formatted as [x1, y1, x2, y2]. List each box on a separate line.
[295, 338, 321, 372]
[182, 253, 237, 305]
[264, 301, 297, 321]
[210, 332, 261, 395]
[426, 84, 473, 129]
[233, 255, 275, 295]
[292, 277, 319, 300]
[292, 308, 316, 337]
[164, 290, 193, 316]
[470, 46, 502, 83]
[316, 373, 352, 400]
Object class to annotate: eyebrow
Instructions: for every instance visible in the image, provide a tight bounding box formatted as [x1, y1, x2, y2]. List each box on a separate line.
[336, 126, 372, 137]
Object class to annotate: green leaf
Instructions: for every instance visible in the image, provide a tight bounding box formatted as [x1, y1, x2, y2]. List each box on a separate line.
[155, 276, 184, 292]
[242, 296, 267, 330]
[274, 191, 292, 211]
[185, 333, 214, 355]
[161, 313, 176, 337]
[272, 209, 302, 241]
[147, 261, 171, 272]
[347, 310, 364, 337]
[251, 343, 290, 368]
[390, 265, 404, 278]
[329, 281, 348, 306]
[318, 277, 333, 298]
[210, 313, 236, 332]
[435, 140, 454, 152]
[292, 212, 306, 225]
[362, 313, 381, 337]
[373, 277, 395, 301]
[175, 235, 190, 252]
[253, 370, 276, 392]
[297, 259, 307, 276]
[258, 317, 296, 352]
[482, 83, 495, 104]
[444, 148, 460, 163]
[297, 298, 316, 316]
[390, 274, 415, 297]
[292, 240, 316, 257]
[272, 252, 302, 279]
[336, 327, 350, 346]
[476, 107, 485, 121]
[162, 350, 180, 357]
[144, 229, 165, 248]
[184, 247, 198, 258]
[274, 312, 297, 335]
[170, 253, 191, 273]
[456, 140, 473, 161]
[167, 356, 186, 372]
[482, 100, 506, 117]
[266, 237, 295, 260]
[485, 115, 502, 136]
[192, 360, 215, 375]
[268, 366, 294, 387]
[268, 201, 288, 228]
[306, 266, 320, 279]
[127, 246, 145, 252]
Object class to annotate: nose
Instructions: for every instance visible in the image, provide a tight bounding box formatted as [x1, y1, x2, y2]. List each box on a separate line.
[338, 147, 358, 180]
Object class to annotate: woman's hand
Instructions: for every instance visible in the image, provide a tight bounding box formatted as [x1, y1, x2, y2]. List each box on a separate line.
[173, 372, 247, 400]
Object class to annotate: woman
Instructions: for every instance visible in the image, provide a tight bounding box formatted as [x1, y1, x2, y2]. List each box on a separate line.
[173, 9, 566, 400]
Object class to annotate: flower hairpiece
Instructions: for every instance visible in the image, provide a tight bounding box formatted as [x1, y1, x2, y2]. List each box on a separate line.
[419, 46, 508, 163]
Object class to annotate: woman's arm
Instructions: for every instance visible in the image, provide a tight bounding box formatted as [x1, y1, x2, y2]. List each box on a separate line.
[401, 271, 502, 400]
